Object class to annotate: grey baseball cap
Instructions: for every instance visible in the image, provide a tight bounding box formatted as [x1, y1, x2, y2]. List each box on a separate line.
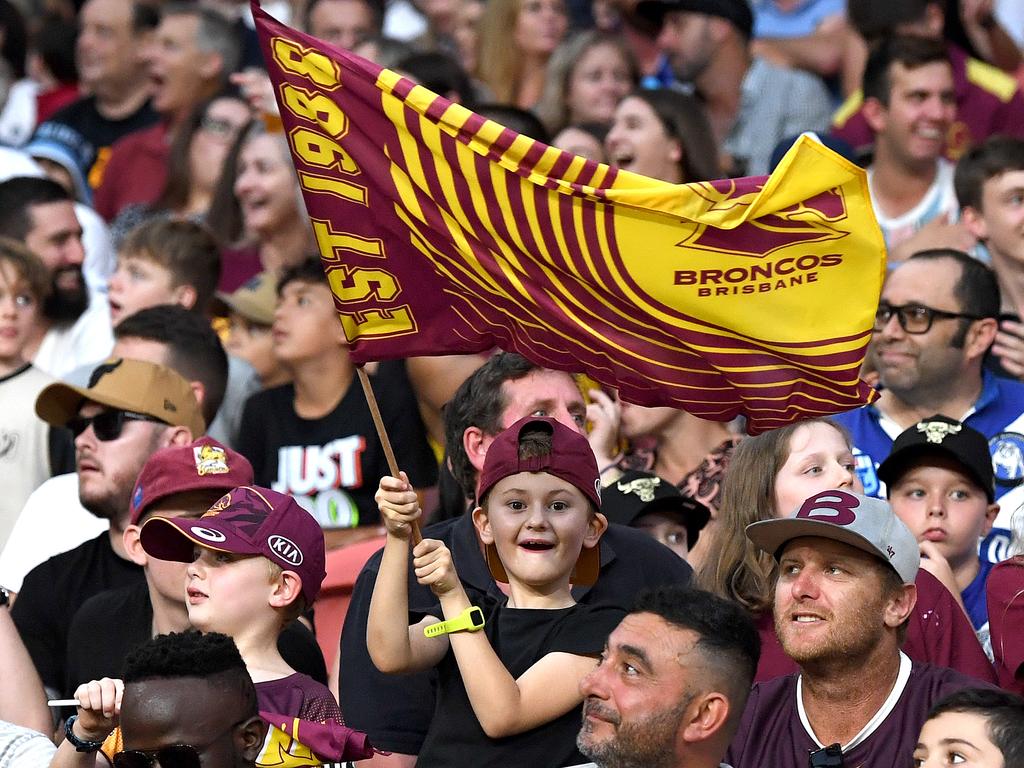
[745, 489, 920, 584]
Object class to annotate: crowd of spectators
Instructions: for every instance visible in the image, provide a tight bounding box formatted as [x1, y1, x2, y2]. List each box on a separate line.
[1, 0, 1024, 765]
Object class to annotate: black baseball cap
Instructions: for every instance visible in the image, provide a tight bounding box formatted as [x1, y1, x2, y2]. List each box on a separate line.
[878, 415, 994, 502]
[601, 470, 710, 547]
[634, 0, 754, 38]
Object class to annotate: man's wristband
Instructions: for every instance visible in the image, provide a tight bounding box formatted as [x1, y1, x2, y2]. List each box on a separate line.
[424, 606, 485, 637]
[64, 715, 106, 753]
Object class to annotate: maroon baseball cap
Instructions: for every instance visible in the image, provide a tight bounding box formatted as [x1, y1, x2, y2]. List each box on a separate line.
[476, 417, 603, 585]
[129, 437, 254, 525]
[139, 486, 327, 604]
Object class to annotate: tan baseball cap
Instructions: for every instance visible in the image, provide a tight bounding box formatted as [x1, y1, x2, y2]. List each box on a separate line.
[211, 272, 277, 326]
[36, 358, 205, 437]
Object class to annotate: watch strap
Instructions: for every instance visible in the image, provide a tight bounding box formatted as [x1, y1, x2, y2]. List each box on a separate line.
[423, 605, 486, 637]
[64, 715, 106, 753]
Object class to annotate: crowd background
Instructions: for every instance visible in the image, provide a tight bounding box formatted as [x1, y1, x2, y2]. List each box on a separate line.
[1, 0, 1024, 765]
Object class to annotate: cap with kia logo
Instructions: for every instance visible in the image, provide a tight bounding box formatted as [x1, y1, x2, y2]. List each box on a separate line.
[745, 489, 920, 584]
[36, 358, 205, 437]
[138, 485, 326, 604]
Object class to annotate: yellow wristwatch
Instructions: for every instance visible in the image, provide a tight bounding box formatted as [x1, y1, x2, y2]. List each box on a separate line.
[424, 606, 486, 637]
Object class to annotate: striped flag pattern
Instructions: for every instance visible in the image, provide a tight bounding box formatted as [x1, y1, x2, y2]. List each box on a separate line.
[254, 3, 885, 433]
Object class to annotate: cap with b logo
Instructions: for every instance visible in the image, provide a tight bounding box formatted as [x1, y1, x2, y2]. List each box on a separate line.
[745, 489, 920, 584]
[35, 357, 205, 437]
[139, 485, 326, 603]
[878, 414, 994, 502]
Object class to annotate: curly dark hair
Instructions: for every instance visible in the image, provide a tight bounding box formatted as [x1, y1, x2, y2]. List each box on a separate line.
[122, 630, 257, 716]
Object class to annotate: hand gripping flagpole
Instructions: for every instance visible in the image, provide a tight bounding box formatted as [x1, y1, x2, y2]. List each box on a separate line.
[356, 365, 423, 545]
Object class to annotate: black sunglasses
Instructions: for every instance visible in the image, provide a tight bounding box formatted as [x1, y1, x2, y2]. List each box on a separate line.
[113, 744, 202, 768]
[873, 302, 986, 334]
[808, 743, 844, 767]
[67, 410, 168, 441]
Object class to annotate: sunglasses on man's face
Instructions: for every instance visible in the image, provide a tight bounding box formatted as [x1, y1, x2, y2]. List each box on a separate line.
[67, 410, 168, 441]
[113, 744, 202, 768]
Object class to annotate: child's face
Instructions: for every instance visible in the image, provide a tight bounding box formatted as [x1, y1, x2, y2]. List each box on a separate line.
[633, 510, 688, 560]
[914, 711, 1005, 767]
[973, 170, 1024, 267]
[226, 313, 279, 383]
[774, 422, 860, 518]
[0, 261, 40, 367]
[272, 280, 346, 364]
[890, 458, 998, 567]
[108, 255, 184, 326]
[473, 471, 605, 589]
[185, 547, 277, 633]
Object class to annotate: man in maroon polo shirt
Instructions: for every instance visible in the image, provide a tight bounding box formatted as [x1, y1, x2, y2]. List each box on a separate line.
[727, 489, 987, 768]
[831, 0, 1024, 162]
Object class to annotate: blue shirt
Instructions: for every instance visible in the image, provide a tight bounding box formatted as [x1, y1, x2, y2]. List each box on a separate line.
[962, 559, 994, 631]
[833, 371, 1024, 563]
[752, 0, 845, 39]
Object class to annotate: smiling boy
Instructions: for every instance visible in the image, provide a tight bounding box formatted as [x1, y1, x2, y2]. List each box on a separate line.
[369, 416, 625, 767]
[880, 415, 999, 646]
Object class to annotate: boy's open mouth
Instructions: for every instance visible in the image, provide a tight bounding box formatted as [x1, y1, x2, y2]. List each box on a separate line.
[518, 540, 555, 551]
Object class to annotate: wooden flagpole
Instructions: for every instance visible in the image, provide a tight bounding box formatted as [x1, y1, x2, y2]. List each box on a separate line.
[356, 366, 422, 544]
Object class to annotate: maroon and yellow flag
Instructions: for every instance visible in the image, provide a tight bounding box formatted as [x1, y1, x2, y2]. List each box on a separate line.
[254, 4, 885, 433]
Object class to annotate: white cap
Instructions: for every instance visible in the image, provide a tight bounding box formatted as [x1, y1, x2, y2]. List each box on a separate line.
[745, 489, 920, 584]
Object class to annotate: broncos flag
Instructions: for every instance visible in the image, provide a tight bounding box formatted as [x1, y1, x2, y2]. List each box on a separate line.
[253, 2, 885, 434]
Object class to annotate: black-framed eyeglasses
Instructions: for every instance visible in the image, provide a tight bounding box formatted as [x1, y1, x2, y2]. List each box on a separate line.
[113, 744, 202, 768]
[67, 410, 168, 441]
[873, 302, 987, 334]
[808, 743, 844, 767]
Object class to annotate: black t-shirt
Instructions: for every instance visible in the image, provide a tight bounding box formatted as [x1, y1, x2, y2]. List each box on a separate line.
[11, 532, 143, 694]
[236, 361, 437, 530]
[417, 595, 625, 767]
[35, 96, 159, 187]
[338, 514, 693, 754]
[65, 580, 328, 697]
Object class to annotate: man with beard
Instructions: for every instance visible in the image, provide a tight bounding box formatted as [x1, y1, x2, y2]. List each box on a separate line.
[726, 489, 985, 768]
[10, 357, 203, 697]
[575, 586, 760, 768]
[0, 177, 113, 378]
[832, 249, 1024, 564]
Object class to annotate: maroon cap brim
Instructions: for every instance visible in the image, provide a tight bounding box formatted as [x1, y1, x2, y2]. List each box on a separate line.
[139, 515, 261, 562]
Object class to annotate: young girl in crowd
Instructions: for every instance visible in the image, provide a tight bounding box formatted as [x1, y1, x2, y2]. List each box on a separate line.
[698, 418, 998, 684]
[368, 416, 624, 766]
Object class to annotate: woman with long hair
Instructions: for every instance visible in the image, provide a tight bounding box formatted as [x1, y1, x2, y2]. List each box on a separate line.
[699, 418, 998, 684]
[534, 30, 637, 136]
[206, 122, 314, 291]
[475, 0, 567, 110]
[604, 88, 721, 184]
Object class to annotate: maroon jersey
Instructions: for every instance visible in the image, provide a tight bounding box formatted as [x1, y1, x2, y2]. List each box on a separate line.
[830, 44, 1024, 161]
[256, 673, 373, 765]
[753, 569, 997, 685]
[727, 658, 983, 768]
[987, 556, 1024, 695]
